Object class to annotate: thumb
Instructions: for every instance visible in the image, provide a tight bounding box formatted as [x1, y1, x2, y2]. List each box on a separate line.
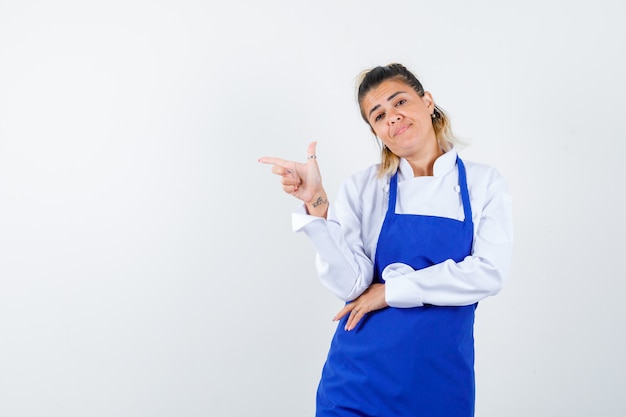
[307, 141, 317, 161]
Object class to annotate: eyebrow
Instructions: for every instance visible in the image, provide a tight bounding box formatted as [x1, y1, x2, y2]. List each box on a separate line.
[368, 91, 407, 118]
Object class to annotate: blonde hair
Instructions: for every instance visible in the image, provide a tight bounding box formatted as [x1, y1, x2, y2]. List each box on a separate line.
[356, 64, 458, 177]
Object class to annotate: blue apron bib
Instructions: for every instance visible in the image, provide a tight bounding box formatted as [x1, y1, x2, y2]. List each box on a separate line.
[316, 157, 476, 417]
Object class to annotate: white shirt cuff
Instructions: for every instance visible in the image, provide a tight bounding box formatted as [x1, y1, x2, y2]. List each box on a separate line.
[383, 263, 424, 308]
[292, 203, 334, 232]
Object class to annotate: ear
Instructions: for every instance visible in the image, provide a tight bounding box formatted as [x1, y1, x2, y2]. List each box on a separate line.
[422, 91, 435, 112]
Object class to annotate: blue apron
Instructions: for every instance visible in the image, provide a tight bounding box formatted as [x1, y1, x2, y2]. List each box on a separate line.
[316, 157, 476, 417]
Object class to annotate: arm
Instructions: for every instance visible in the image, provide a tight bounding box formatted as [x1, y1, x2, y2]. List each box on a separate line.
[260, 143, 374, 301]
[384, 168, 513, 307]
[294, 175, 375, 301]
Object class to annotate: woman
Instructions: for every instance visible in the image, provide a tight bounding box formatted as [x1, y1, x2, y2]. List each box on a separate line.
[259, 63, 513, 417]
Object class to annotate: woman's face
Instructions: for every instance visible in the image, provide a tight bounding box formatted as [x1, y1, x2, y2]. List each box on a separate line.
[361, 79, 437, 160]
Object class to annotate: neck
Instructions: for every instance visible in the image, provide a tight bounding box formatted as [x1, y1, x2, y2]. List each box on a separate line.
[406, 144, 444, 177]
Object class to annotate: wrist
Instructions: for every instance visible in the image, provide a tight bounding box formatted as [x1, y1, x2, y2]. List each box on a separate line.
[305, 193, 328, 218]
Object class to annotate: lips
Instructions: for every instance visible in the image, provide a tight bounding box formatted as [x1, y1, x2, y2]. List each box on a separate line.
[392, 124, 410, 137]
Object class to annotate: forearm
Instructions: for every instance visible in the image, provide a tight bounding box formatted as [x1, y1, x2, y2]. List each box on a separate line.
[299, 214, 374, 301]
[384, 253, 509, 307]
[385, 179, 513, 307]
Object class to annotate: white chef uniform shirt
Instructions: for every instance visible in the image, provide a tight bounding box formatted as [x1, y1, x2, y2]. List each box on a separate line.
[292, 148, 513, 308]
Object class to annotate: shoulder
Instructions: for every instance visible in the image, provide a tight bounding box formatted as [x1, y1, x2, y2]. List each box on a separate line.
[460, 158, 511, 210]
[461, 158, 507, 186]
[334, 163, 387, 211]
[343, 163, 387, 190]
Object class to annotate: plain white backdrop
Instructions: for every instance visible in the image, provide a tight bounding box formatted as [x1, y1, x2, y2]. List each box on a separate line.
[1, 0, 624, 416]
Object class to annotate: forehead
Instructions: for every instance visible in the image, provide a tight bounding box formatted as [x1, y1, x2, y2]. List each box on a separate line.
[362, 79, 416, 108]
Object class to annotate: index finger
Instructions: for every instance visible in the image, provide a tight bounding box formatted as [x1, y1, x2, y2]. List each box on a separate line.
[258, 156, 292, 168]
[333, 303, 355, 322]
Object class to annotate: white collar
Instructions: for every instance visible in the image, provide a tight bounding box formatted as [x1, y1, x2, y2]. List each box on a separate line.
[397, 147, 458, 180]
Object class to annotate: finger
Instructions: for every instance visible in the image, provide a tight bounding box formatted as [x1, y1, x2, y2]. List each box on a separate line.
[346, 308, 364, 331]
[282, 184, 299, 194]
[306, 141, 317, 161]
[333, 303, 355, 322]
[271, 165, 296, 176]
[258, 157, 293, 168]
[281, 175, 301, 187]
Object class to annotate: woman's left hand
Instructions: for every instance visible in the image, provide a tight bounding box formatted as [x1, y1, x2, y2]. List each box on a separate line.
[333, 283, 388, 331]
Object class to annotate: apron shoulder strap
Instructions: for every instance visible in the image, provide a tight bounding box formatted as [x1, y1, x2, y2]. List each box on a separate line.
[387, 172, 399, 214]
[456, 157, 473, 225]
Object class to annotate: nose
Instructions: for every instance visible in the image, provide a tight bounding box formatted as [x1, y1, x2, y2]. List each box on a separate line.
[388, 109, 401, 124]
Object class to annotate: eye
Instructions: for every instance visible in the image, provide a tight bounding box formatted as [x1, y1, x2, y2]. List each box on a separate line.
[395, 99, 406, 107]
[374, 112, 385, 122]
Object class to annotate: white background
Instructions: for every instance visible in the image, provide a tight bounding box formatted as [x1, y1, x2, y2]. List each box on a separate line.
[1, 0, 624, 416]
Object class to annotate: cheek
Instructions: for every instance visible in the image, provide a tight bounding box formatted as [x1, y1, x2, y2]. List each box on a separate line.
[371, 125, 387, 139]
